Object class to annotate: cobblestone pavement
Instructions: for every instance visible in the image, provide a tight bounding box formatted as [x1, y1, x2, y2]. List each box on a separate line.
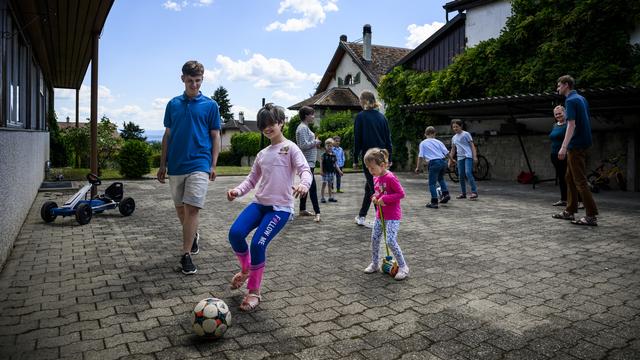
[1, 173, 639, 360]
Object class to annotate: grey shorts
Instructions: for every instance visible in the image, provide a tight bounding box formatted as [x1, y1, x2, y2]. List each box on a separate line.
[169, 171, 209, 208]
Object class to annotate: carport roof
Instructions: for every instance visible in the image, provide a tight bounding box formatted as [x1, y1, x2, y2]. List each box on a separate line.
[400, 86, 640, 120]
[10, 0, 114, 89]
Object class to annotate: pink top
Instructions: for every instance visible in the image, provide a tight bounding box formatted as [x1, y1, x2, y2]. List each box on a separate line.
[373, 171, 405, 221]
[234, 139, 312, 209]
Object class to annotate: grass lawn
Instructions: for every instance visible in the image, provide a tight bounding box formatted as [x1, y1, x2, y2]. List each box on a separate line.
[51, 166, 361, 181]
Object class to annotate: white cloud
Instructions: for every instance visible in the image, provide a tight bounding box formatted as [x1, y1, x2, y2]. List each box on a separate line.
[266, 0, 339, 32]
[216, 53, 320, 88]
[193, 0, 213, 7]
[55, 85, 115, 103]
[231, 105, 257, 121]
[272, 90, 299, 103]
[203, 68, 222, 84]
[162, 1, 187, 11]
[405, 21, 445, 48]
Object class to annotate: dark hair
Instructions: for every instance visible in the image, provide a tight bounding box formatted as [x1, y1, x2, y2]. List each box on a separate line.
[557, 75, 575, 89]
[182, 60, 204, 77]
[425, 126, 436, 136]
[299, 106, 314, 120]
[450, 119, 463, 128]
[257, 103, 285, 131]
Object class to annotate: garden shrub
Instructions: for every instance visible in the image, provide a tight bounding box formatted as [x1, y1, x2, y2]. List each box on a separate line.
[118, 140, 151, 178]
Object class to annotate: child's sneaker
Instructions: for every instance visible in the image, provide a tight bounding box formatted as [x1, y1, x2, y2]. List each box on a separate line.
[394, 266, 409, 280]
[190, 232, 200, 255]
[336, 189, 344, 193]
[314, 214, 321, 222]
[440, 194, 451, 204]
[364, 263, 379, 273]
[426, 203, 438, 209]
[321, 198, 327, 203]
[456, 194, 467, 199]
[355, 216, 366, 226]
[180, 253, 197, 275]
[469, 193, 478, 200]
[328, 198, 337, 202]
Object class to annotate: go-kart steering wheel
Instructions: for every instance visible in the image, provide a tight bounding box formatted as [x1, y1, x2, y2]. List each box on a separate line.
[86, 173, 102, 185]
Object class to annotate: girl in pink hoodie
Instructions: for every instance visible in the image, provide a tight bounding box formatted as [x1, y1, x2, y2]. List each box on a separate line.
[362, 148, 409, 280]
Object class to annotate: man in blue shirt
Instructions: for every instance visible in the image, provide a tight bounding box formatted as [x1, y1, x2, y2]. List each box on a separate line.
[157, 60, 222, 273]
[553, 75, 598, 226]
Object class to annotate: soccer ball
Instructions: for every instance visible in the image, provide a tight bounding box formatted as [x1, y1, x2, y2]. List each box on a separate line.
[192, 297, 231, 338]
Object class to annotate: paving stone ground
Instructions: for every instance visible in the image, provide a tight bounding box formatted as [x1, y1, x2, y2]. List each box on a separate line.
[1, 172, 639, 360]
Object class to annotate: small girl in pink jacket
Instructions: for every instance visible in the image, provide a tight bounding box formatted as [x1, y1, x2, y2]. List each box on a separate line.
[362, 148, 409, 280]
[226, 103, 312, 311]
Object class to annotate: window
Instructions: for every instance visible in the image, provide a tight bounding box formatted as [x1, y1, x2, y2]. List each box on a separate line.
[344, 74, 353, 85]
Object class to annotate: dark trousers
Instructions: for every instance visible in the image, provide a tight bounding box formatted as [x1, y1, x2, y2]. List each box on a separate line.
[335, 167, 343, 190]
[566, 149, 598, 217]
[550, 153, 568, 201]
[299, 168, 320, 214]
[358, 165, 375, 217]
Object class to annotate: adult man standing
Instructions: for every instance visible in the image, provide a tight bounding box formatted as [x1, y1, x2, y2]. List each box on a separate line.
[353, 91, 392, 227]
[157, 60, 222, 274]
[552, 75, 598, 226]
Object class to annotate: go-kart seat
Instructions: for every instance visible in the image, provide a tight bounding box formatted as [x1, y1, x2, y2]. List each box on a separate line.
[101, 182, 124, 202]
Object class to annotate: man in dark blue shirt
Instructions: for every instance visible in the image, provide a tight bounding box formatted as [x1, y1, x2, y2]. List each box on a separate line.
[353, 91, 392, 227]
[553, 75, 598, 226]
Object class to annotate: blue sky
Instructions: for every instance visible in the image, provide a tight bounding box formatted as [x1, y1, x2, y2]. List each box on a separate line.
[54, 0, 446, 131]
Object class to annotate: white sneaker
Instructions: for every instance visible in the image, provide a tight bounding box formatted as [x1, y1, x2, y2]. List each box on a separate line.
[355, 216, 366, 226]
[394, 266, 409, 280]
[364, 263, 379, 273]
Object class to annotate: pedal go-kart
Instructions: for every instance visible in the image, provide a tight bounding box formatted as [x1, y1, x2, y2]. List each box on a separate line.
[41, 173, 135, 225]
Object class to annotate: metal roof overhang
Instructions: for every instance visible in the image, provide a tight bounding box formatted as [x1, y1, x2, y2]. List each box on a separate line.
[400, 87, 640, 121]
[10, 0, 114, 89]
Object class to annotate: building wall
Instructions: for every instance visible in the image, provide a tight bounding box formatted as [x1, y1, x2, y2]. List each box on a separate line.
[465, 0, 512, 47]
[0, 130, 49, 267]
[325, 53, 386, 112]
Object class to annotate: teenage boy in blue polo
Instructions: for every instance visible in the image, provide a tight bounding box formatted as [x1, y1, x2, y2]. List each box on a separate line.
[553, 74, 598, 226]
[157, 60, 222, 274]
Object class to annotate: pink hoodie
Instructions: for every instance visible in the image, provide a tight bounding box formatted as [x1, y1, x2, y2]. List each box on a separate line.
[373, 171, 405, 221]
[233, 139, 312, 209]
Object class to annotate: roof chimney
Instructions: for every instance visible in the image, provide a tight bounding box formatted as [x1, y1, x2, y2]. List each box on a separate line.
[363, 24, 372, 62]
[239, 111, 244, 124]
[340, 34, 347, 42]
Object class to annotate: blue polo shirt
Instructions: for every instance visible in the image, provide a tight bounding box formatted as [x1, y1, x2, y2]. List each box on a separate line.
[163, 92, 221, 175]
[565, 90, 592, 150]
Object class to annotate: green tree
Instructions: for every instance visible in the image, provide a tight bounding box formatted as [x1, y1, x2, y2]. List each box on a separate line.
[212, 86, 234, 121]
[118, 140, 151, 178]
[98, 116, 123, 172]
[47, 111, 69, 167]
[62, 126, 90, 168]
[120, 121, 146, 141]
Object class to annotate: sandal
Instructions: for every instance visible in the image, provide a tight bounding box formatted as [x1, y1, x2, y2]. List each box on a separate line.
[572, 216, 598, 226]
[230, 271, 249, 289]
[552, 210, 575, 221]
[239, 293, 261, 312]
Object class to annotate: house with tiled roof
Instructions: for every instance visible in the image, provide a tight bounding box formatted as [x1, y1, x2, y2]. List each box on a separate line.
[220, 112, 259, 150]
[288, 25, 411, 122]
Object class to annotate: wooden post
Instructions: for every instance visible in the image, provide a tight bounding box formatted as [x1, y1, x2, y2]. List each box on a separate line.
[90, 32, 99, 197]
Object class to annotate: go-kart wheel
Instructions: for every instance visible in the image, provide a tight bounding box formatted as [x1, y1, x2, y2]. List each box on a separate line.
[41, 201, 58, 223]
[75, 203, 93, 225]
[119, 197, 135, 216]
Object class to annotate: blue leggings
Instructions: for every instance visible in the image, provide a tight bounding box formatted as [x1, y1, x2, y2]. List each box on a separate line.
[228, 203, 291, 269]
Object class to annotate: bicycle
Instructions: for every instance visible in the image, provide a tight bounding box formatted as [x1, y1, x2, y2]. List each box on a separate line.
[587, 155, 626, 192]
[447, 155, 490, 183]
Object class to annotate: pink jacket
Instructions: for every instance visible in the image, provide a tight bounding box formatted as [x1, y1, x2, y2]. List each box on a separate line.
[373, 171, 405, 221]
[234, 140, 312, 209]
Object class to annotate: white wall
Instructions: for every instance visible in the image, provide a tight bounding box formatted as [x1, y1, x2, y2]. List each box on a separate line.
[326, 52, 387, 112]
[0, 130, 49, 268]
[466, 0, 512, 47]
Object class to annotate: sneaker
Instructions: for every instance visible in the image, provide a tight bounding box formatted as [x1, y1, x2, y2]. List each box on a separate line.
[440, 194, 451, 204]
[180, 253, 197, 275]
[426, 203, 439, 209]
[456, 194, 467, 199]
[364, 263, 379, 273]
[578, 202, 585, 209]
[328, 198, 338, 202]
[321, 198, 327, 203]
[336, 189, 344, 193]
[355, 216, 366, 226]
[553, 200, 567, 207]
[314, 214, 321, 222]
[469, 193, 478, 200]
[300, 210, 314, 217]
[191, 232, 200, 255]
[394, 266, 409, 280]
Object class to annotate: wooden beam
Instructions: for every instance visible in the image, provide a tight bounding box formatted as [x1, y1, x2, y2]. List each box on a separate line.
[90, 31, 98, 197]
